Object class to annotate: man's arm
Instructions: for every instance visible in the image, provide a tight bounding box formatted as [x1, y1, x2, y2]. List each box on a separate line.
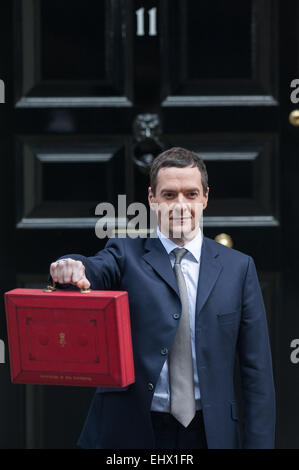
[237, 256, 276, 449]
[50, 237, 125, 291]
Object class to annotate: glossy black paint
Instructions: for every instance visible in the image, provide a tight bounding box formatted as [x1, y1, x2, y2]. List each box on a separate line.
[0, 0, 297, 449]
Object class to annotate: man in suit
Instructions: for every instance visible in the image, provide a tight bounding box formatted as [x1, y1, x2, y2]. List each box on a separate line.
[50, 147, 276, 449]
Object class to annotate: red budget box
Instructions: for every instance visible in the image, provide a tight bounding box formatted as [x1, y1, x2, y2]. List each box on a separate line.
[4, 288, 135, 388]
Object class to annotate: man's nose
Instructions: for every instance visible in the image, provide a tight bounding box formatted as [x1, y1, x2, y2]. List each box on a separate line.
[172, 196, 191, 213]
[176, 193, 186, 204]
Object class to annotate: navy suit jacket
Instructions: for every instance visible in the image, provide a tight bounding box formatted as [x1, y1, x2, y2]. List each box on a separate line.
[58, 234, 276, 449]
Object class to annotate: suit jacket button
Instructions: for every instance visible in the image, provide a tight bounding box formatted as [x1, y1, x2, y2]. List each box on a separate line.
[148, 382, 154, 391]
[173, 313, 180, 320]
[161, 348, 168, 355]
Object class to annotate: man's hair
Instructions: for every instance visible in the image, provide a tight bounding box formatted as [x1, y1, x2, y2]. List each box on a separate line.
[150, 147, 209, 195]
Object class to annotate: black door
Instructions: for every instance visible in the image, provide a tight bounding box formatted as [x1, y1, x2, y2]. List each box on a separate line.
[0, 0, 297, 448]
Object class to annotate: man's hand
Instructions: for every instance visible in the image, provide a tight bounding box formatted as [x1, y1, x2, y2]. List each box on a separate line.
[50, 258, 91, 290]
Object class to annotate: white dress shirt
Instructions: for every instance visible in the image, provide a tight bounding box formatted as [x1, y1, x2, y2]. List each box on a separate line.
[150, 226, 203, 412]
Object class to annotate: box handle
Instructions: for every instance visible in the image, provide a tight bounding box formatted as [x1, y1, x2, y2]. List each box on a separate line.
[43, 281, 91, 294]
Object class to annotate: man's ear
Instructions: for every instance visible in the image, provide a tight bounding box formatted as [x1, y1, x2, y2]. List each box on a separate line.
[203, 187, 209, 210]
[148, 187, 155, 208]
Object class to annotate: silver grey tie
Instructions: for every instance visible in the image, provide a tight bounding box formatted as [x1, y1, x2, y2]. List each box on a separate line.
[169, 248, 196, 427]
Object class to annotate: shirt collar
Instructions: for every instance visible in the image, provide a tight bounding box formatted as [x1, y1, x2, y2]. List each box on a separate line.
[156, 226, 202, 263]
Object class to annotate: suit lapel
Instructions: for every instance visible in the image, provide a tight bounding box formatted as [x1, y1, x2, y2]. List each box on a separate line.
[195, 236, 223, 315]
[142, 236, 180, 298]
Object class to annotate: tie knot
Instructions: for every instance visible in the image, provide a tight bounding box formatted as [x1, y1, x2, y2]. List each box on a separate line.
[172, 248, 188, 264]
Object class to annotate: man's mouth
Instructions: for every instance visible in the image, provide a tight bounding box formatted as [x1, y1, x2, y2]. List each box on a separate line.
[170, 217, 192, 220]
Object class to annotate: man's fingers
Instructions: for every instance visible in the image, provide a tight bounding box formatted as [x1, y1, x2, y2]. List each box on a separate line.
[61, 260, 72, 283]
[57, 260, 69, 284]
[71, 261, 86, 283]
[50, 261, 63, 283]
[50, 262, 57, 281]
[49, 259, 91, 289]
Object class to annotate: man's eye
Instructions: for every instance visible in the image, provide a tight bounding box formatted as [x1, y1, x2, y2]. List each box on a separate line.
[164, 193, 174, 198]
[188, 192, 198, 198]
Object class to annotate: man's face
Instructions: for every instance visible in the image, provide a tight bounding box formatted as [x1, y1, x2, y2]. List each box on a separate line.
[148, 165, 209, 242]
